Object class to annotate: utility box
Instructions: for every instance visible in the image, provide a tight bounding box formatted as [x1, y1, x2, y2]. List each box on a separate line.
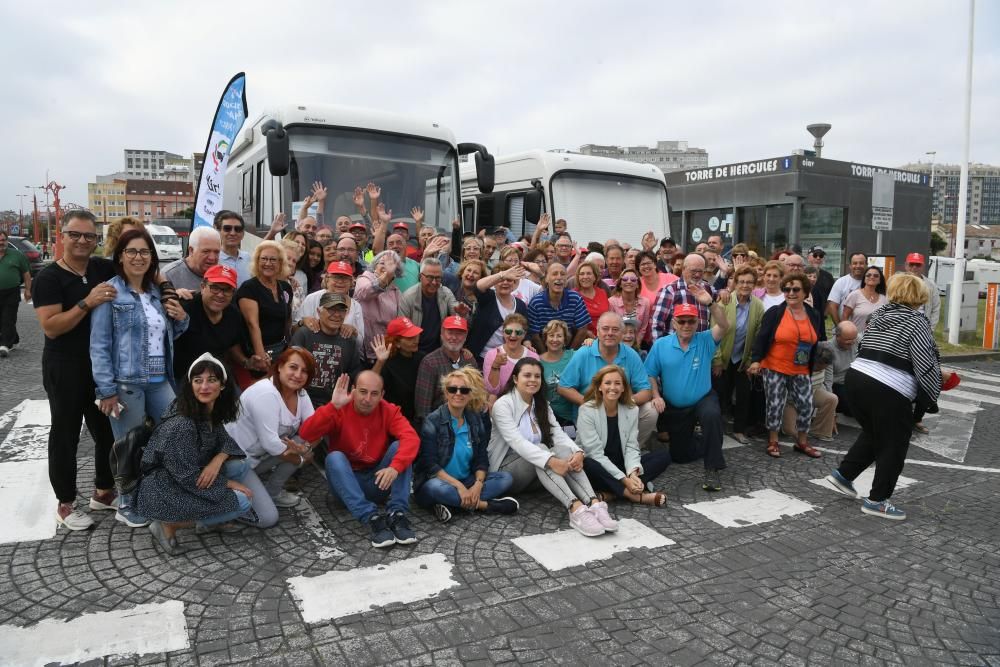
[944, 281, 979, 333]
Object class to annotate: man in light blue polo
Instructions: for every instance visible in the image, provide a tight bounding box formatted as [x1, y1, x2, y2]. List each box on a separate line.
[645, 287, 730, 492]
[558, 312, 658, 447]
[214, 210, 252, 287]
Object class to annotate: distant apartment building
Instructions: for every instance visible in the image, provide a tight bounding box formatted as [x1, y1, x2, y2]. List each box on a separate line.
[579, 140, 709, 172]
[124, 179, 194, 220]
[125, 149, 204, 182]
[87, 176, 127, 224]
[900, 162, 1000, 226]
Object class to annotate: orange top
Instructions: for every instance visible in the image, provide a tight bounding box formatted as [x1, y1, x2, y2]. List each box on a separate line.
[761, 309, 817, 376]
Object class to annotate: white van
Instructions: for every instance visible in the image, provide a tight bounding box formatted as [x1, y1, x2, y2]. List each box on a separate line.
[460, 150, 670, 242]
[146, 224, 183, 261]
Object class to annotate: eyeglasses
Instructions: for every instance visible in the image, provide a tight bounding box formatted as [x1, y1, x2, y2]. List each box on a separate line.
[446, 386, 472, 395]
[259, 256, 280, 264]
[221, 225, 244, 233]
[503, 328, 525, 337]
[620, 276, 639, 284]
[420, 273, 443, 283]
[786, 263, 804, 269]
[122, 248, 152, 258]
[65, 231, 98, 242]
[781, 286, 803, 294]
[206, 283, 234, 296]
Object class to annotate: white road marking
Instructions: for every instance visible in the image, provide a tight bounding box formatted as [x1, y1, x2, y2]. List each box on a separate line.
[288, 553, 460, 623]
[956, 380, 1000, 395]
[0, 399, 51, 461]
[934, 399, 982, 414]
[294, 497, 344, 559]
[0, 600, 189, 667]
[810, 469, 918, 499]
[511, 518, 675, 571]
[683, 489, 815, 528]
[722, 434, 747, 449]
[950, 368, 1000, 383]
[811, 446, 1000, 473]
[946, 389, 1000, 406]
[0, 460, 57, 544]
[913, 409, 976, 462]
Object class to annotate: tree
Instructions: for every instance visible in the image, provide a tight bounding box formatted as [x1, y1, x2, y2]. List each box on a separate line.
[175, 206, 195, 220]
[930, 231, 947, 256]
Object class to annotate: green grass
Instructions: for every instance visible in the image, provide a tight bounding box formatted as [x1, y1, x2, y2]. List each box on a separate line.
[934, 298, 993, 355]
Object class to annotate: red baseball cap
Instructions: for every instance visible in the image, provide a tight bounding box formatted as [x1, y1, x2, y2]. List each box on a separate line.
[442, 315, 468, 332]
[392, 222, 410, 232]
[349, 221, 367, 231]
[674, 303, 700, 319]
[386, 316, 422, 337]
[203, 264, 237, 289]
[326, 261, 354, 276]
[906, 253, 925, 265]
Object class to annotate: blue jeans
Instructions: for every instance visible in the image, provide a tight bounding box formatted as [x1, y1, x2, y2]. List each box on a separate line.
[414, 471, 513, 509]
[198, 459, 253, 527]
[324, 442, 412, 523]
[109, 380, 176, 441]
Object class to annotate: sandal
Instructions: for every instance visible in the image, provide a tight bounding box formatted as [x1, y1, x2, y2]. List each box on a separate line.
[794, 442, 822, 458]
[913, 422, 929, 435]
[766, 441, 781, 458]
[641, 492, 667, 507]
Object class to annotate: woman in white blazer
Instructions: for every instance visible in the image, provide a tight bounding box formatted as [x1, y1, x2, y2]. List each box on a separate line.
[488, 358, 617, 537]
[576, 365, 671, 506]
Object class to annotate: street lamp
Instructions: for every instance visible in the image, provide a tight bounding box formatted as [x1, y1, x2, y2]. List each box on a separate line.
[925, 151, 937, 188]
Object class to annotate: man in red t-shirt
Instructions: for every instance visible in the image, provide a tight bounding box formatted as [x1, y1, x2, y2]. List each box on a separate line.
[300, 370, 420, 548]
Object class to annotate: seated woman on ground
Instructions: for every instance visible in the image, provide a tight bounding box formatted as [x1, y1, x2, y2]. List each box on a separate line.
[487, 358, 617, 538]
[576, 365, 670, 506]
[134, 353, 254, 556]
[414, 367, 519, 523]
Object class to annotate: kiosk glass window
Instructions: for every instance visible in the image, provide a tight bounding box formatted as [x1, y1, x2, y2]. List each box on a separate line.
[739, 204, 790, 258]
[800, 205, 845, 274]
[687, 209, 731, 250]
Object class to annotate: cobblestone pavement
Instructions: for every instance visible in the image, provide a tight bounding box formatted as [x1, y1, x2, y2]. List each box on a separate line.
[0, 306, 998, 666]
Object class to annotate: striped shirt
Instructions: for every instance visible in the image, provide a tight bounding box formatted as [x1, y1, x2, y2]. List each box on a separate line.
[528, 289, 591, 335]
[854, 302, 941, 405]
[650, 278, 718, 339]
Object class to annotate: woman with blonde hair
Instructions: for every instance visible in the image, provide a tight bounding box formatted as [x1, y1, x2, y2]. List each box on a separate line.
[572, 261, 608, 336]
[414, 367, 518, 523]
[538, 319, 576, 425]
[102, 216, 145, 257]
[236, 241, 293, 387]
[576, 365, 670, 506]
[609, 267, 651, 345]
[280, 238, 308, 322]
[754, 260, 786, 310]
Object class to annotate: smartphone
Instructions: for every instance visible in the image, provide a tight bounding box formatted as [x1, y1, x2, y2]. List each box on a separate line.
[94, 399, 126, 414]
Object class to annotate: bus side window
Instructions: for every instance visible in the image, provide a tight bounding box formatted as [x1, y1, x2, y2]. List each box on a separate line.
[462, 200, 476, 234]
[476, 194, 495, 234]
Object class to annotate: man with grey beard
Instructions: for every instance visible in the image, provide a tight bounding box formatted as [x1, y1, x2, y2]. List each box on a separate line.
[413, 315, 476, 426]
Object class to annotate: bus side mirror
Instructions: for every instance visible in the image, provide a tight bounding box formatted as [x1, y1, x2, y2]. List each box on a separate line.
[262, 120, 289, 176]
[459, 143, 495, 194]
[524, 189, 542, 224]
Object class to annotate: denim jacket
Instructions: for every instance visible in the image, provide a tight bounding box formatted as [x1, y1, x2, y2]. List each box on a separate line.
[414, 404, 491, 491]
[90, 275, 189, 399]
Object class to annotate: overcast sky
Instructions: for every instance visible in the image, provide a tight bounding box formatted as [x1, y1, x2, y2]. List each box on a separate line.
[1, 1, 997, 213]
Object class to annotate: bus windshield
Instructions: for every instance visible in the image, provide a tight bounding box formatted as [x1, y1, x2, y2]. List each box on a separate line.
[287, 127, 459, 231]
[550, 171, 669, 237]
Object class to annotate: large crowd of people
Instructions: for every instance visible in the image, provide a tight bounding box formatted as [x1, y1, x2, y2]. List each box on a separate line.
[26, 187, 950, 551]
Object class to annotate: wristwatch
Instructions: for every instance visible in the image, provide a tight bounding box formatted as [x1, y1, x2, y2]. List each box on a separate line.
[76, 299, 90, 312]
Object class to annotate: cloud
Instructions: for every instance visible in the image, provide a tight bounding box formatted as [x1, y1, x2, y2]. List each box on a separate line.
[1, 0, 997, 215]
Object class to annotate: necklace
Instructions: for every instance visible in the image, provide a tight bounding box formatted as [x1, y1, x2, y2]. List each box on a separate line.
[59, 259, 88, 285]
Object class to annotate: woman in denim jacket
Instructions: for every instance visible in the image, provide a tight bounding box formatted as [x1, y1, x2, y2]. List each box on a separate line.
[90, 228, 189, 525]
[414, 367, 518, 524]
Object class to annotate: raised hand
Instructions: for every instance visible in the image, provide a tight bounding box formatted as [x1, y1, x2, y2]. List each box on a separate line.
[366, 182, 381, 200]
[688, 283, 714, 306]
[452, 218, 461, 230]
[642, 231, 656, 251]
[504, 264, 527, 282]
[454, 302, 471, 317]
[492, 349, 508, 369]
[536, 213, 550, 232]
[376, 202, 392, 224]
[353, 187, 365, 209]
[410, 207, 424, 224]
[331, 373, 352, 408]
[733, 253, 747, 269]
[270, 212, 287, 234]
[311, 181, 328, 202]
[371, 335, 392, 362]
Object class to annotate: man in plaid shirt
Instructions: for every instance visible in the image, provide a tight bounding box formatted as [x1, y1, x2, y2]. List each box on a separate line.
[414, 315, 476, 425]
[651, 253, 718, 339]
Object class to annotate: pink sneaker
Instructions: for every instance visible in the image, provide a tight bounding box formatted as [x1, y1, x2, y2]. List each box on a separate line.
[589, 501, 619, 532]
[568, 504, 604, 537]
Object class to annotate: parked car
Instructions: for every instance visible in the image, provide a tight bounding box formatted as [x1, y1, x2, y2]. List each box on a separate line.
[6, 236, 46, 276]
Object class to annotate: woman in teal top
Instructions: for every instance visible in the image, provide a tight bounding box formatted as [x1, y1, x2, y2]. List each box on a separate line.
[538, 319, 576, 426]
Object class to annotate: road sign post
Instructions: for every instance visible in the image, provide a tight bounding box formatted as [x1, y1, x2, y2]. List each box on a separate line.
[872, 172, 895, 255]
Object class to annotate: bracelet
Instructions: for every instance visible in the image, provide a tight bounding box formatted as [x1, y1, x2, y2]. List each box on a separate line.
[297, 454, 305, 466]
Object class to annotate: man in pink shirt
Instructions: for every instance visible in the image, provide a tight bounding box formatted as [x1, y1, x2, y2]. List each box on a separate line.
[300, 370, 420, 548]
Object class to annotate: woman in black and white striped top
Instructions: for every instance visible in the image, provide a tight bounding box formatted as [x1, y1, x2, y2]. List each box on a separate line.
[823, 272, 949, 521]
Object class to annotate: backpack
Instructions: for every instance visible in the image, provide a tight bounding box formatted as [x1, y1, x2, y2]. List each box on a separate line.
[110, 423, 153, 495]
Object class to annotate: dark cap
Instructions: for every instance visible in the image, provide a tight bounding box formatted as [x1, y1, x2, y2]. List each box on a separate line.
[319, 292, 349, 309]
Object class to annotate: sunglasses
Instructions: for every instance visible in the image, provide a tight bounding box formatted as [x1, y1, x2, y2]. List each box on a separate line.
[503, 328, 525, 337]
[620, 276, 639, 284]
[446, 386, 472, 395]
[781, 286, 803, 294]
[732, 253, 747, 258]
[675, 318, 697, 326]
[221, 225, 244, 233]
[865, 273, 881, 279]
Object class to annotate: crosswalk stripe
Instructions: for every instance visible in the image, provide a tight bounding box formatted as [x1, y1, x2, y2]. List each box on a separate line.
[511, 518, 675, 571]
[935, 399, 982, 414]
[288, 553, 460, 623]
[0, 399, 51, 462]
[0, 601, 189, 667]
[951, 368, 1000, 384]
[953, 380, 1000, 395]
[944, 389, 1000, 406]
[0, 460, 58, 544]
[810, 469, 918, 499]
[682, 489, 815, 528]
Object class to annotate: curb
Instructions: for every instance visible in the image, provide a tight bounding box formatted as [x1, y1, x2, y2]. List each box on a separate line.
[942, 350, 1000, 362]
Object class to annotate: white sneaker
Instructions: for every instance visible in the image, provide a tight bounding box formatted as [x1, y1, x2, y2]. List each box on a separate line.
[56, 503, 94, 531]
[589, 501, 619, 532]
[568, 505, 604, 537]
[272, 490, 300, 508]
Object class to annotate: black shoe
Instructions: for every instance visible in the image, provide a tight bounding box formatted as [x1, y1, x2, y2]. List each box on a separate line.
[485, 497, 520, 515]
[702, 470, 723, 492]
[368, 514, 395, 548]
[432, 504, 452, 523]
[388, 511, 417, 545]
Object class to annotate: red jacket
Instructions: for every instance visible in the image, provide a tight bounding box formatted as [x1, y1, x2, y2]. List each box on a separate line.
[300, 399, 419, 473]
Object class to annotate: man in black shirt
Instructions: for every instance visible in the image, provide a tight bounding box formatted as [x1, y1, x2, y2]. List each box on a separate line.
[808, 246, 835, 324]
[32, 210, 120, 531]
[173, 264, 250, 380]
[290, 292, 361, 407]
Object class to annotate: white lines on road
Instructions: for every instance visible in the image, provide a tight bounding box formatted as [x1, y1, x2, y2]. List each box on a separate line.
[0, 460, 57, 545]
[956, 380, 1000, 395]
[683, 489, 816, 528]
[0, 601, 189, 667]
[294, 497, 344, 560]
[950, 368, 1000, 384]
[810, 469, 918, 499]
[511, 518, 675, 571]
[945, 389, 1000, 406]
[811, 445, 1000, 473]
[288, 553, 460, 623]
[0, 399, 50, 461]
[934, 399, 982, 414]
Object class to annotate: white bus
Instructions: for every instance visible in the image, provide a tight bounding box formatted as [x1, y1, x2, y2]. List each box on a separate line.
[459, 150, 670, 242]
[146, 224, 183, 261]
[223, 103, 494, 247]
